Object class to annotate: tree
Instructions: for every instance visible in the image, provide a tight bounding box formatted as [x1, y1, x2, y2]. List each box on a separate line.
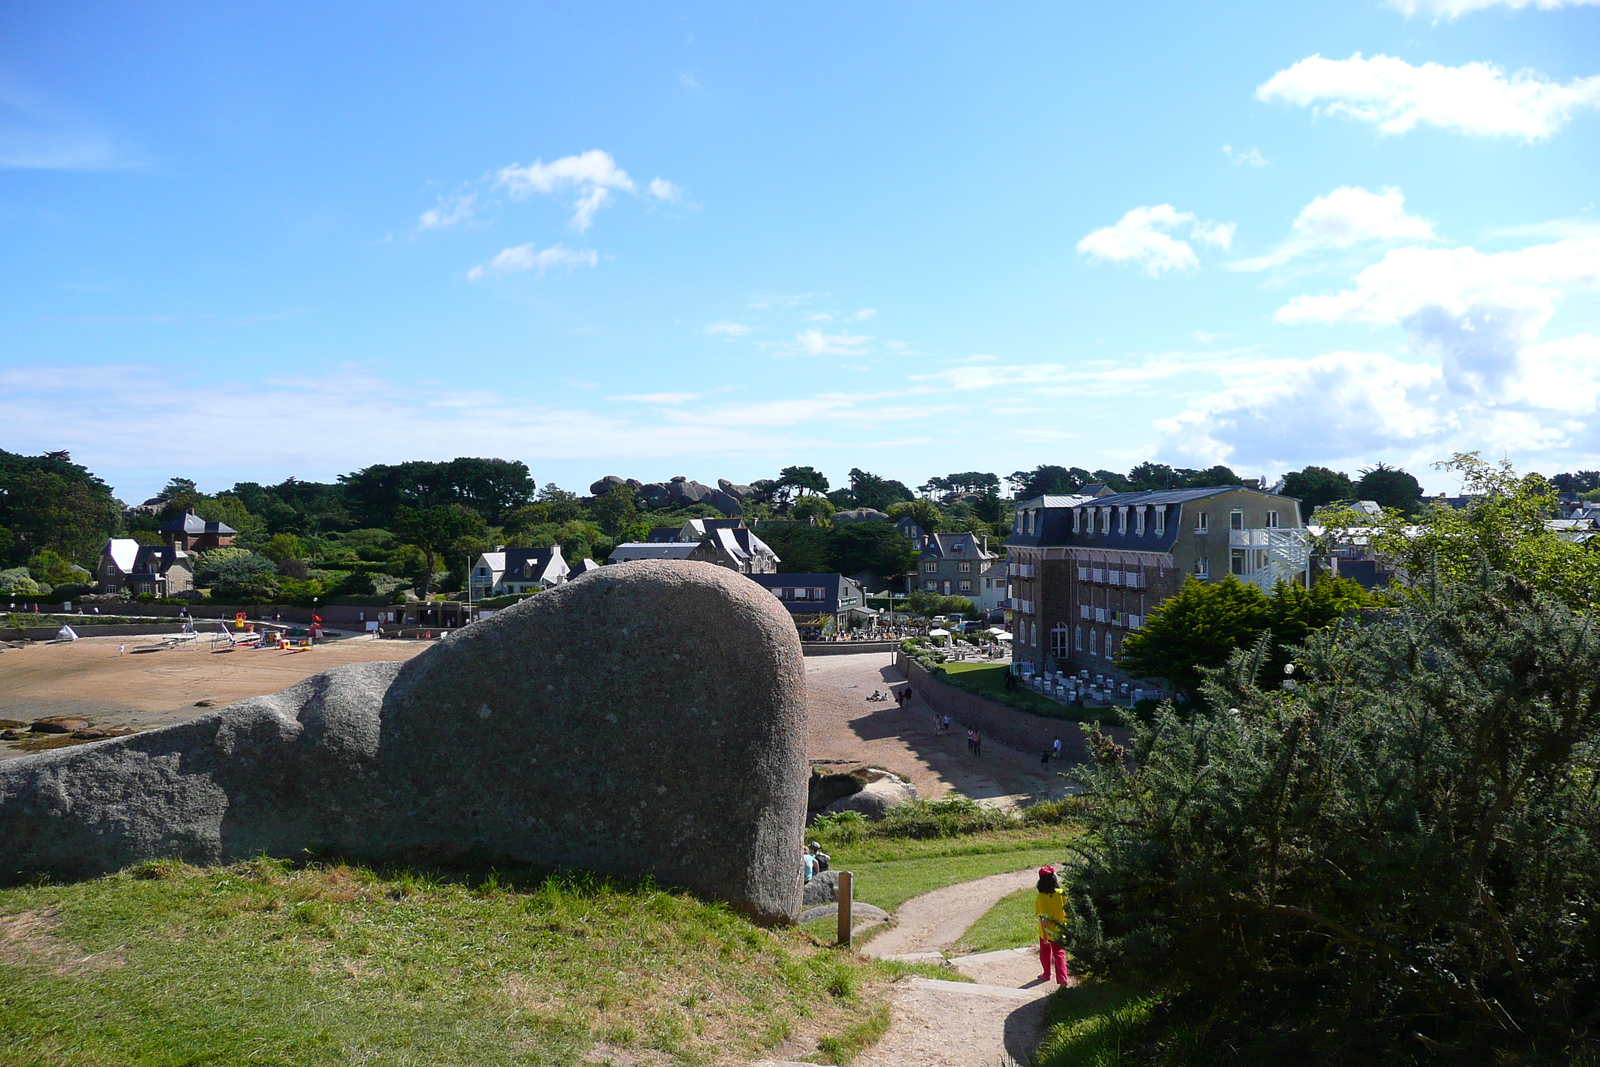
[194, 548, 280, 601]
[1356, 462, 1423, 515]
[774, 465, 829, 508]
[590, 484, 641, 537]
[1008, 465, 1096, 497]
[0, 450, 123, 565]
[1116, 575, 1370, 704]
[1067, 563, 1600, 1062]
[262, 533, 306, 564]
[156, 477, 199, 503]
[906, 590, 978, 618]
[830, 521, 918, 582]
[26, 549, 82, 587]
[791, 496, 836, 526]
[755, 522, 832, 573]
[846, 468, 914, 511]
[1281, 465, 1355, 514]
[535, 483, 584, 524]
[1183, 464, 1245, 488]
[1549, 469, 1600, 494]
[338, 458, 532, 527]
[886, 499, 942, 535]
[1126, 462, 1182, 491]
[392, 504, 487, 596]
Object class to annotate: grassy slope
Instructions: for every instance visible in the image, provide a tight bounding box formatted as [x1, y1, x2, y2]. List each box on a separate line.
[0, 858, 907, 1067]
[957, 885, 1040, 955]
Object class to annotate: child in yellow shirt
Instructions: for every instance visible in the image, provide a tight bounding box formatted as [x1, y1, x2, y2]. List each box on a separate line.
[1035, 865, 1070, 985]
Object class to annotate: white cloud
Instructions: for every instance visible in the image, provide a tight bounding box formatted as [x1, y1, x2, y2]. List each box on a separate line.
[1077, 205, 1237, 276]
[466, 243, 599, 281]
[1256, 53, 1600, 140]
[1222, 144, 1269, 167]
[489, 150, 677, 232]
[1162, 234, 1600, 469]
[791, 329, 871, 357]
[703, 321, 753, 337]
[1275, 237, 1600, 328]
[851, 308, 878, 321]
[417, 193, 476, 230]
[609, 392, 705, 405]
[1230, 186, 1436, 271]
[1391, 0, 1600, 17]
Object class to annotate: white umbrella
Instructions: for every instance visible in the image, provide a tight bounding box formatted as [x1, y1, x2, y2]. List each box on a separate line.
[992, 630, 1013, 641]
[927, 627, 950, 637]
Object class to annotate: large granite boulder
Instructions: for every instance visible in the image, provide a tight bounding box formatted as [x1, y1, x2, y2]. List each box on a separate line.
[590, 475, 626, 496]
[718, 479, 755, 502]
[821, 777, 917, 820]
[707, 489, 742, 517]
[803, 868, 840, 905]
[831, 508, 890, 525]
[638, 482, 672, 507]
[0, 562, 809, 925]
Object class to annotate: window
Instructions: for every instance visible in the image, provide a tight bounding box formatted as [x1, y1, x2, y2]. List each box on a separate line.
[924, 561, 938, 573]
[1073, 508, 1081, 534]
[1195, 557, 1210, 578]
[1014, 512, 1023, 532]
[1089, 629, 1098, 657]
[1107, 633, 1118, 660]
[813, 587, 827, 600]
[958, 561, 972, 573]
[1231, 549, 1247, 575]
[1266, 510, 1280, 529]
[1230, 509, 1244, 531]
[1194, 511, 1208, 532]
[958, 580, 972, 592]
[1051, 625, 1069, 660]
[924, 580, 938, 591]
[1074, 624, 1083, 651]
[1101, 508, 1111, 534]
[1155, 507, 1166, 537]
[1135, 507, 1146, 536]
[1117, 507, 1128, 534]
[1027, 510, 1037, 534]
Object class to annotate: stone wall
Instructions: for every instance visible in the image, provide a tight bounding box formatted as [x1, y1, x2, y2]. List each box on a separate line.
[897, 653, 1103, 762]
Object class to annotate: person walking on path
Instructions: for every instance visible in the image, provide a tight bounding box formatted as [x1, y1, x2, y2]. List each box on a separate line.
[974, 731, 982, 757]
[1035, 865, 1071, 985]
[1052, 736, 1062, 761]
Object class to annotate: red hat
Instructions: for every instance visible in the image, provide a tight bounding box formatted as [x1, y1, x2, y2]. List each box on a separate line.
[1038, 865, 1056, 876]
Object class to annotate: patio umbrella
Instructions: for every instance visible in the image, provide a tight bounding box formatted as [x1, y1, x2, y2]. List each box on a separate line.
[991, 630, 1014, 641]
[927, 627, 950, 636]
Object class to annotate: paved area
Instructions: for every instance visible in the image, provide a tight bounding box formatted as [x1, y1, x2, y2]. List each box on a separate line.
[805, 653, 1073, 807]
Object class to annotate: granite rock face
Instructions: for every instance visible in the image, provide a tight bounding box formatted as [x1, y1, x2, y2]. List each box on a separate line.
[821, 777, 917, 820]
[0, 562, 810, 924]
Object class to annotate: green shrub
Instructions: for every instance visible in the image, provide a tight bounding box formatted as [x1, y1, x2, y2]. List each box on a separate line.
[1066, 567, 1600, 1063]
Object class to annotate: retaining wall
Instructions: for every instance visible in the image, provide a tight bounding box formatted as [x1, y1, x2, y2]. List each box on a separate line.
[896, 653, 1125, 762]
[800, 640, 900, 656]
[1, 623, 196, 642]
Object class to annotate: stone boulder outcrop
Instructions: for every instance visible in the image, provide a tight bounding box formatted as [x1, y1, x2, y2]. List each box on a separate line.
[831, 508, 890, 525]
[821, 776, 917, 820]
[589, 475, 626, 496]
[803, 868, 839, 905]
[0, 562, 809, 924]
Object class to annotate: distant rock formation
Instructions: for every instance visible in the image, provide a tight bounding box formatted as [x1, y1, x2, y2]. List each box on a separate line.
[0, 563, 810, 925]
[831, 508, 890, 525]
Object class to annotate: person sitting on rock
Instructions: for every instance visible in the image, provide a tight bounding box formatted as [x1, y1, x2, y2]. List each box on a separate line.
[802, 849, 816, 884]
[809, 841, 830, 873]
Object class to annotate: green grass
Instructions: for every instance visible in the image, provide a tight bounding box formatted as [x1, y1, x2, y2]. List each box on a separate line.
[1033, 984, 1158, 1067]
[0, 858, 901, 1067]
[956, 885, 1041, 954]
[836, 844, 1068, 914]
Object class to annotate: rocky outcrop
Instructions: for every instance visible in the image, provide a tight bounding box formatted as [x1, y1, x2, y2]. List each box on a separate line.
[0, 562, 810, 925]
[804, 868, 840, 905]
[831, 508, 890, 525]
[821, 777, 918, 820]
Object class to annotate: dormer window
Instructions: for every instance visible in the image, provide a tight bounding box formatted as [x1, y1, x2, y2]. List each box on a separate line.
[1073, 509, 1081, 534]
[1135, 507, 1146, 536]
[1154, 507, 1166, 536]
[1117, 507, 1128, 535]
[1101, 508, 1111, 535]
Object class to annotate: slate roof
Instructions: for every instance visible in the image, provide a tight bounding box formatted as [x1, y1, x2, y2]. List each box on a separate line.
[919, 532, 995, 561]
[476, 547, 567, 586]
[608, 542, 700, 562]
[102, 539, 185, 576]
[158, 509, 237, 536]
[746, 573, 870, 615]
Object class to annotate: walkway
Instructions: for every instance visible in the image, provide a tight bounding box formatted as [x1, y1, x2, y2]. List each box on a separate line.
[756, 867, 1060, 1067]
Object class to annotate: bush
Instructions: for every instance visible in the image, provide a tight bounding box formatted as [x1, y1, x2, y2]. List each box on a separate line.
[0, 567, 40, 595]
[1065, 568, 1600, 1063]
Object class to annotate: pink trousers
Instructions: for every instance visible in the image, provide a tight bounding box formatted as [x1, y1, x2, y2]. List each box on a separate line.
[1038, 937, 1069, 983]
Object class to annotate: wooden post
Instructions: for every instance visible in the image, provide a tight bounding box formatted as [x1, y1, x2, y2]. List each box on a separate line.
[837, 870, 853, 947]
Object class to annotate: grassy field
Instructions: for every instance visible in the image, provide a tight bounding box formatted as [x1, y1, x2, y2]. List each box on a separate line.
[955, 885, 1040, 955]
[1031, 984, 1157, 1067]
[0, 857, 919, 1067]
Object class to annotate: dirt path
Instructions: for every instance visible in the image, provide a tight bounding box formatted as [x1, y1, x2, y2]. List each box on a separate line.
[758, 867, 1058, 1067]
[805, 653, 1071, 808]
[863, 868, 1039, 959]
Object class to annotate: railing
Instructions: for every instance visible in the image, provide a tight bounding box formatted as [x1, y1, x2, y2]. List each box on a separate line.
[1079, 604, 1091, 619]
[1008, 562, 1035, 578]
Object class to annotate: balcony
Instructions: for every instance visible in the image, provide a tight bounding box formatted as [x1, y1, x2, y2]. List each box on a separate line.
[1228, 527, 1311, 591]
[1008, 562, 1036, 578]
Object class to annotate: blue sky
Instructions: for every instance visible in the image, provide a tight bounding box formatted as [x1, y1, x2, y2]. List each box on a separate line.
[3, 1, 1598, 503]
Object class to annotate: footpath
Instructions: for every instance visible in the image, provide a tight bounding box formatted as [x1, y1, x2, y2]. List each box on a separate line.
[758, 867, 1059, 1067]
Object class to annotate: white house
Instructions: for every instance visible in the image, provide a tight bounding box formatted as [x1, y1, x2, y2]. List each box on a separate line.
[470, 546, 568, 598]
